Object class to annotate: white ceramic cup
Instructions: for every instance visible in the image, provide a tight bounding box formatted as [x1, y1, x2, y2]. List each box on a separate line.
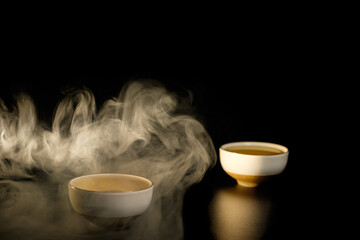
[68, 173, 153, 218]
[220, 141, 289, 187]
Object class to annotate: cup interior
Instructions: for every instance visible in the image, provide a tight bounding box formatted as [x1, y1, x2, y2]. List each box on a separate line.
[221, 142, 288, 156]
[69, 174, 153, 192]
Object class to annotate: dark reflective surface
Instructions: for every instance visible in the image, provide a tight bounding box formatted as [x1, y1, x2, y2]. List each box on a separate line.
[209, 185, 273, 240]
[183, 164, 306, 240]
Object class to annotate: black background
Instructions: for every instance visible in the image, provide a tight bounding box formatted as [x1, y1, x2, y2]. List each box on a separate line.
[0, 12, 346, 238]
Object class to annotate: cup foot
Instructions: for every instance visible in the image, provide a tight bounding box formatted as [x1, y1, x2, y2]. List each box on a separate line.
[80, 213, 140, 231]
[236, 180, 259, 188]
[225, 171, 275, 188]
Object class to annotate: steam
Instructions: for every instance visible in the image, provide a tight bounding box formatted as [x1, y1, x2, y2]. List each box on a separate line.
[0, 80, 216, 240]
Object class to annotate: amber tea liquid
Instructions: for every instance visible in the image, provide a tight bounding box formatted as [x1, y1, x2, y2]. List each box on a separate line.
[226, 146, 283, 155]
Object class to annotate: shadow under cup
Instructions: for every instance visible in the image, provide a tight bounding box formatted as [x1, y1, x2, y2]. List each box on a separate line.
[68, 174, 153, 230]
[220, 142, 289, 187]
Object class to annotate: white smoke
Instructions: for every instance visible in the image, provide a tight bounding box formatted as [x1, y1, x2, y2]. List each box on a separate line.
[0, 80, 216, 240]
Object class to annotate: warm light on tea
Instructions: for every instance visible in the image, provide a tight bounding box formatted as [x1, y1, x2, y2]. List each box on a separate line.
[70, 174, 152, 192]
[226, 146, 284, 155]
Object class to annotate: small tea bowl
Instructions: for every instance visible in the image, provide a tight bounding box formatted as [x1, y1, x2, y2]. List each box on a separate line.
[68, 173, 153, 229]
[219, 141, 289, 187]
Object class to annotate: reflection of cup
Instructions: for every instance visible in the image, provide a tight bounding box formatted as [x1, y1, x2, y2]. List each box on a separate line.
[220, 142, 289, 187]
[209, 186, 272, 240]
[68, 173, 153, 229]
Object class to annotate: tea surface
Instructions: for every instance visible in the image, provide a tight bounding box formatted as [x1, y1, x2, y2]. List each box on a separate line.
[226, 146, 283, 155]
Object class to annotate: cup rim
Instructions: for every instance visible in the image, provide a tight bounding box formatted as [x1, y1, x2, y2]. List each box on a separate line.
[220, 141, 289, 156]
[68, 173, 153, 194]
